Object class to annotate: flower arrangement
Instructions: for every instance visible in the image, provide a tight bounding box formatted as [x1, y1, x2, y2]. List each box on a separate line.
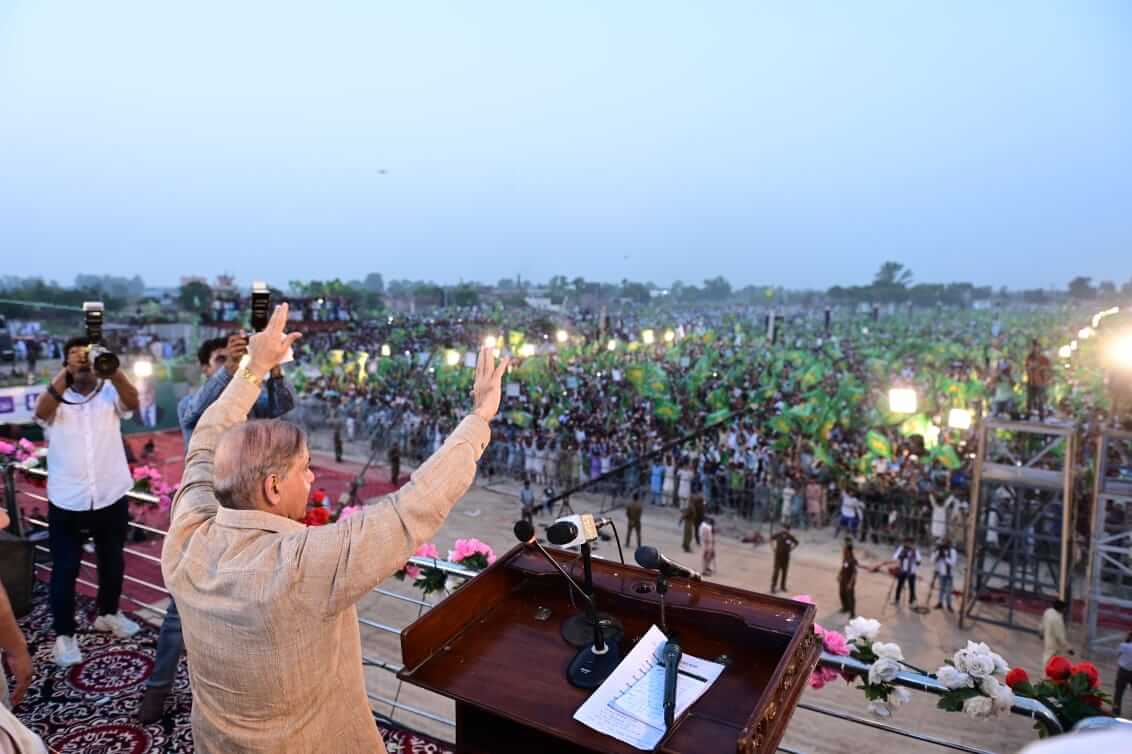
[934, 641, 1015, 720]
[447, 538, 497, 571]
[395, 543, 448, 596]
[1005, 656, 1111, 737]
[393, 538, 497, 598]
[130, 465, 175, 511]
[1, 439, 45, 470]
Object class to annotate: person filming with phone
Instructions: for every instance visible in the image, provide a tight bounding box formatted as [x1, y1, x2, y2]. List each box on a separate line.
[162, 304, 509, 753]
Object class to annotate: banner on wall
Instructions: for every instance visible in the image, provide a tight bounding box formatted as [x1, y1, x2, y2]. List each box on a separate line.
[0, 385, 45, 425]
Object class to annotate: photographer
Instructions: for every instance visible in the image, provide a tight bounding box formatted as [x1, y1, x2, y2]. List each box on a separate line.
[137, 331, 295, 724]
[33, 336, 141, 668]
[932, 537, 958, 612]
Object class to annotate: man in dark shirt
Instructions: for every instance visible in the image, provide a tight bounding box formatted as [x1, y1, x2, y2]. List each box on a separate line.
[625, 491, 643, 548]
[770, 522, 799, 594]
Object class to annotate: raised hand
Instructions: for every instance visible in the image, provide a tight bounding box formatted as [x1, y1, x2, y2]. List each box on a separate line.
[246, 304, 302, 374]
[472, 345, 511, 423]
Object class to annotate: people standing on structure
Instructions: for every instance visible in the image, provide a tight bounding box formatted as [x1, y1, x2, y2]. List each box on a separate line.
[769, 522, 798, 594]
[1025, 339, 1052, 421]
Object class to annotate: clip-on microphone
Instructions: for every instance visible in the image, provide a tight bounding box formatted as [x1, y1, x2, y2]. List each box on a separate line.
[514, 520, 621, 689]
[545, 514, 624, 648]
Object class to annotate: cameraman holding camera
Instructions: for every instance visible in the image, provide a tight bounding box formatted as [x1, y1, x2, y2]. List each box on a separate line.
[33, 335, 141, 667]
[137, 329, 294, 724]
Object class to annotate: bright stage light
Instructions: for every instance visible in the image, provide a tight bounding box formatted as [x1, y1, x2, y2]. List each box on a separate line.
[483, 335, 497, 349]
[947, 408, 972, 430]
[381, 344, 391, 357]
[445, 350, 461, 366]
[133, 360, 153, 379]
[1079, 327, 1095, 340]
[607, 339, 618, 351]
[664, 329, 675, 343]
[1108, 334, 1132, 370]
[1058, 344, 1072, 359]
[519, 344, 536, 358]
[888, 388, 917, 414]
[556, 330, 568, 343]
[642, 329, 655, 345]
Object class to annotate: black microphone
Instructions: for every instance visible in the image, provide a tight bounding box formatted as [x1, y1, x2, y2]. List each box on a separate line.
[635, 546, 702, 581]
[662, 640, 682, 729]
[513, 521, 621, 689]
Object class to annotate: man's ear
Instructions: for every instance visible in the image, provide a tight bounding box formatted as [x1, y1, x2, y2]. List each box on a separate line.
[262, 475, 281, 507]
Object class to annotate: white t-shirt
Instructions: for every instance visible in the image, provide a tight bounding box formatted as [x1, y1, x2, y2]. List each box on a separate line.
[40, 383, 133, 511]
[840, 494, 860, 518]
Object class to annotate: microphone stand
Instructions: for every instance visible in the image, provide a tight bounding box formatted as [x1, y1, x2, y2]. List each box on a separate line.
[516, 530, 622, 689]
[561, 540, 625, 649]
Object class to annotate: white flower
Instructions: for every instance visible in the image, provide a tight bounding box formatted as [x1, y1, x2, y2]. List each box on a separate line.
[867, 700, 893, 718]
[936, 665, 974, 690]
[889, 687, 912, 709]
[981, 676, 1015, 714]
[871, 641, 904, 661]
[953, 642, 997, 680]
[869, 657, 902, 685]
[845, 617, 881, 644]
[962, 695, 994, 720]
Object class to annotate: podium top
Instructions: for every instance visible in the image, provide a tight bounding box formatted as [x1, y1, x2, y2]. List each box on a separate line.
[400, 544, 818, 754]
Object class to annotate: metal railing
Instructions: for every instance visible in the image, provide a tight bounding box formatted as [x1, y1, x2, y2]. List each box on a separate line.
[4, 461, 1098, 754]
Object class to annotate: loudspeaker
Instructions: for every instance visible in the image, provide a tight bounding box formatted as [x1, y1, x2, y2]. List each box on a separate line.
[0, 532, 36, 618]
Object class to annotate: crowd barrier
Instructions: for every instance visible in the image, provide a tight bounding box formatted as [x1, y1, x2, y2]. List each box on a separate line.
[2, 460, 1110, 753]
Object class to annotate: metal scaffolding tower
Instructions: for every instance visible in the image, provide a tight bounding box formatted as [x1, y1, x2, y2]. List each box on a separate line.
[959, 420, 1076, 634]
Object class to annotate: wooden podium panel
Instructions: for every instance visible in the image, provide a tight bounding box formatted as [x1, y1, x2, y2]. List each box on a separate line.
[399, 544, 818, 754]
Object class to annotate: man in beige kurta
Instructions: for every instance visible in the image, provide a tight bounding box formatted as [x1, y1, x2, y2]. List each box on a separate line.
[162, 306, 506, 753]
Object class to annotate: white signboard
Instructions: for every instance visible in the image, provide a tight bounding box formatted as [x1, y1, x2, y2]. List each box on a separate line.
[0, 385, 45, 425]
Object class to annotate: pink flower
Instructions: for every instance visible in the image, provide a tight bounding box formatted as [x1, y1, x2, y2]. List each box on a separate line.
[810, 665, 842, 690]
[448, 538, 496, 566]
[17, 438, 35, 453]
[821, 628, 851, 657]
[405, 542, 440, 581]
[0, 441, 16, 457]
[158, 495, 172, 512]
[338, 505, 360, 521]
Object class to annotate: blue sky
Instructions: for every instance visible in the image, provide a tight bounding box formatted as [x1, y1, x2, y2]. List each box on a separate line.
[1, 2, 1129, 290]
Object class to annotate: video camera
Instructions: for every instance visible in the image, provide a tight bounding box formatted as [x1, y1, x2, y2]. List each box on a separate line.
[82, 301, 120, 378]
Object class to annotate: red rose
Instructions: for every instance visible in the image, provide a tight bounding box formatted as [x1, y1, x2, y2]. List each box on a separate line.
[1045, 655, 1072, 681]
[311, 489, 327, 504]
[304, 507, 330, 526]
[1004, 667, 1030, 689]
[1071, 662, 1100, 689]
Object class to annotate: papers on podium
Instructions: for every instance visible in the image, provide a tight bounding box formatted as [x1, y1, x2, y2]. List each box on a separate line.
[573, 625, 724, 750]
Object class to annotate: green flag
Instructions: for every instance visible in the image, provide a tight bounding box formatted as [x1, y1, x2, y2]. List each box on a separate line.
[866, 430, 892, 458]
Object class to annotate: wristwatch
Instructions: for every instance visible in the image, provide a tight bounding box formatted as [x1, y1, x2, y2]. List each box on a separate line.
[236, 354, 263, 388]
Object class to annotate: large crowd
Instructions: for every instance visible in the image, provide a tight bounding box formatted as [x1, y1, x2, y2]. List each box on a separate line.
[286, 303, 1116, 548]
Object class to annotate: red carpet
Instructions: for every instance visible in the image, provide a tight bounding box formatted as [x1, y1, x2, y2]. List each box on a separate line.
[12, 582, 454, 753]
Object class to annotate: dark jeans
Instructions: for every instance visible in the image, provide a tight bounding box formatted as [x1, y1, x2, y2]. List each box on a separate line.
[1116, 666, 1131, 718]
[894, 573, 918, 604]
[146, 598, 184, 690]
[48, 498, 129, 637]
[625, 522, 642, 549]
[839, 580, 855, 616]
[1026, 385, 1047, 420]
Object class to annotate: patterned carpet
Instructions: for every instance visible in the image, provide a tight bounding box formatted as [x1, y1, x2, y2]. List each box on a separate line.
[13, 583, 453, 753]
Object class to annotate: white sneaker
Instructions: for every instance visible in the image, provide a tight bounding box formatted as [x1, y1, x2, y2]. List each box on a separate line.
[54, 635, 83, 667]
[93, 611, 140, 638]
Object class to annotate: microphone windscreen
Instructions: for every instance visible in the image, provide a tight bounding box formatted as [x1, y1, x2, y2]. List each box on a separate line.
[635, 546, 661, 570]
[546, 521, 579, 546]
[514, 520, 535, 543]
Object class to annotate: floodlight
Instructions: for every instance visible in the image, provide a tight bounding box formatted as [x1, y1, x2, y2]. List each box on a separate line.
[888, 388, 917, 414]
[947, 408, 972, 430]
[133, 360, 154, 379]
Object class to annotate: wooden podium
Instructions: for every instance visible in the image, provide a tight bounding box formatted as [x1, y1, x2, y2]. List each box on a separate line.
[399, 544, 819, 753]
